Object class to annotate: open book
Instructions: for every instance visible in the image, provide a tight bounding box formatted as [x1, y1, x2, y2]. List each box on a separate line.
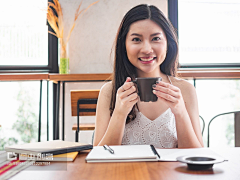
[85, 145, 224, 163]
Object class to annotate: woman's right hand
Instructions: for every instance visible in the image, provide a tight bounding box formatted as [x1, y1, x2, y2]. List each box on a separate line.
[114, 77, 138, 116]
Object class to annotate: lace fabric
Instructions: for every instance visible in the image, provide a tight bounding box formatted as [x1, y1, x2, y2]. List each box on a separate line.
[122, 108, 178, 148]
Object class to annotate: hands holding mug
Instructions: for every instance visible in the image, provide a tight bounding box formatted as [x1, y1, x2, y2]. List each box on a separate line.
[115, 77, 186, 117]
[152, 81, 186, 116]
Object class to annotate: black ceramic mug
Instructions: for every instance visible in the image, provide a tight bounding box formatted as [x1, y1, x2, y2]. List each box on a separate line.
[132, 77, 162, 102]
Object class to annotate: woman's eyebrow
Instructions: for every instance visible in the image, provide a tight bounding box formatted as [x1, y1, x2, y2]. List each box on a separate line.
[150, 32, 162, 36]
[130, 32, 163, 36]
[130, 33, 142, 37]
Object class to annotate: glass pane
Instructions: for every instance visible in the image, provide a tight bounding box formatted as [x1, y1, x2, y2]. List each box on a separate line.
[209, 113, 235, 147]
[196, 79, 240, 147]
[0, 81, 52, 150]
[178, 0, 240, 65]
[0, 0, 48, 66]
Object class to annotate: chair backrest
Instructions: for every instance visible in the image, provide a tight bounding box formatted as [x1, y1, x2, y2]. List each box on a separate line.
[207, 111, 240, 147]
[199, 115, 205, 135]
[71, 89, 100, 142]
[71, 89, 100, 116]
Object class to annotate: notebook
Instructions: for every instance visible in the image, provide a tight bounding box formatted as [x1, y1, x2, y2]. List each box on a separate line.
[5, 140, 92, 156]
[85, 145, 224, 163]
[51, 152, 78, 161]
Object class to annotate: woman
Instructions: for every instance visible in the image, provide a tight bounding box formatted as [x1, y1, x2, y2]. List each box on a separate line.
[93, 4, 203, 148]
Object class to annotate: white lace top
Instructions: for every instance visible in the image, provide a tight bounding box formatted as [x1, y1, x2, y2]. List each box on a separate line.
[121, 108, 178, 149]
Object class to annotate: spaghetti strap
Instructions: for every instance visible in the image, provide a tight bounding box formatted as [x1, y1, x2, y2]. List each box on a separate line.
[167, 75, 172, 84]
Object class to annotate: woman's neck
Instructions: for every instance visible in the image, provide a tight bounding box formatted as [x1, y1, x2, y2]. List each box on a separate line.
[136, 70, 165, 78]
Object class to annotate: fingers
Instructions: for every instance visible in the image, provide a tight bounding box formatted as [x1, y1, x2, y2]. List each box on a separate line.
[153, 83, 180, 99]
[153, 89, 178, 103]
[116, 81, 138, 111]
[123, 77, 134, 91]
[118, 85, 137, 99]
[116, 77, 137, 102]
[153, 81, 181, 103]
[156, 81, 180, 92]
[122, 92, 139, 103]
[125, 77, 131, 82]
[118, 77, 135, 93]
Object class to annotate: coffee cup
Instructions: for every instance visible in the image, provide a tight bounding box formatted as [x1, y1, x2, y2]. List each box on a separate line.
[132, 77, 162, 102]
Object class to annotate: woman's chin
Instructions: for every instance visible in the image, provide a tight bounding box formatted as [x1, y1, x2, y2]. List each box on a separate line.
[138, 67, 161, 76]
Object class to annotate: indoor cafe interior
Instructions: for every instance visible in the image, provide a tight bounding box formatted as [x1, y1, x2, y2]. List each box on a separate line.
[0, 0, 240, 180]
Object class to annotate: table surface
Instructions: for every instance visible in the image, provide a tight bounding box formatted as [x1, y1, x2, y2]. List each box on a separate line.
[0, 73, 49, 81]
[10, 147, 240, 180]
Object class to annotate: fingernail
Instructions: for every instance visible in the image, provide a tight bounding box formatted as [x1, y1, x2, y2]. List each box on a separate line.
[153, 90, 156, 94]
[156, 81, 160, 84]
[152, 84, 156, 88]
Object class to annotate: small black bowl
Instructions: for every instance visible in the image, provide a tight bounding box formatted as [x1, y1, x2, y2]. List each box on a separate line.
[177, 155, 226, 170]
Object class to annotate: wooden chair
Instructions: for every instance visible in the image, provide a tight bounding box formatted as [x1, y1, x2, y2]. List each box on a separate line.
[71, 89, 99, 142]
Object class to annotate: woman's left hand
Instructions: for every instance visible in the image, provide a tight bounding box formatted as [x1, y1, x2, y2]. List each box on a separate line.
[152, 81, 186, 116]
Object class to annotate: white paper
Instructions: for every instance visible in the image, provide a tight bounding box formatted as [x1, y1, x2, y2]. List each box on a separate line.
[156, 148, 224, 161]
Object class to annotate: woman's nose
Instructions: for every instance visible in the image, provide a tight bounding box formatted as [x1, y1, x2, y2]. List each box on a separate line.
[141, 41, 153, 54]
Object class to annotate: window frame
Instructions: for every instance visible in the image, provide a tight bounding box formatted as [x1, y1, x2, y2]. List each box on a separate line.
[0, 0, 58, 73]
[168, 0, 240, 69]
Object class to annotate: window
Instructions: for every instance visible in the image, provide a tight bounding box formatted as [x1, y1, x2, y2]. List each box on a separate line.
[0, 0, 58, 73]
[178, 0, 240, 68]
[0, 0, 57, 149]
[0, 81, 53, 150]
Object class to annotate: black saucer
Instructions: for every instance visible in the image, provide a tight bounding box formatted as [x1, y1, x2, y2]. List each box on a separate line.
[177, 155, 226, 170]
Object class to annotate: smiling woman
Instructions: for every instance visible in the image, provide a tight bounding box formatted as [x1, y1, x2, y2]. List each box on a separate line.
[93, 4, 204, 149]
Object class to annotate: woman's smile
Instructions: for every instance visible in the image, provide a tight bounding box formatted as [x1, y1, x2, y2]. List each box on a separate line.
[139, 56, 156, 64]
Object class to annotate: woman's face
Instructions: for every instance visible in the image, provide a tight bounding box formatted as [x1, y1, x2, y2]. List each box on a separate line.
[125, 19, 167, 77]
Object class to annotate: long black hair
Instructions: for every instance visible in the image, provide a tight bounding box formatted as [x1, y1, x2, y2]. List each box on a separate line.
[110, 4, 179, 123]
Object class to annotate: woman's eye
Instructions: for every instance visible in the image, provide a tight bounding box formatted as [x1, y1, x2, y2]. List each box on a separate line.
[152, 37, 161, 41]
[132, 38, 141, 42]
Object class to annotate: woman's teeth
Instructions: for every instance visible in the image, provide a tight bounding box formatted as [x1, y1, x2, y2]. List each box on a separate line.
[139, 57, 156, 61]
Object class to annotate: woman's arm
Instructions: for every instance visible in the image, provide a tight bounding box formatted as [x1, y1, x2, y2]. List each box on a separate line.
[153, 79, 204, 148]
[93, 78, 138, 146]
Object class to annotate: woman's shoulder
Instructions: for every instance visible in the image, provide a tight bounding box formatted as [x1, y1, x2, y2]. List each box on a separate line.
[170, 76, 198, 108]
[99, 81, 113, 98]
[170, 76, 196, 96]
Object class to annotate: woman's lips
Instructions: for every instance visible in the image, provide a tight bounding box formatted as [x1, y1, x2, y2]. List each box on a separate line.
[138, 57, 156, 64]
